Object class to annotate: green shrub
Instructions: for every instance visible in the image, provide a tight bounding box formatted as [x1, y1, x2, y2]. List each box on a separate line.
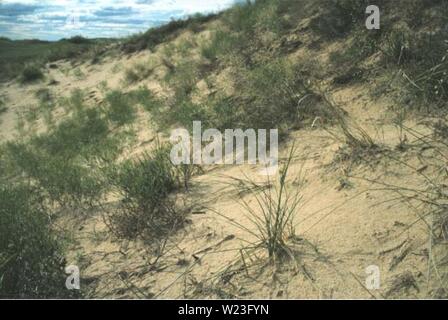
[383, 29, 448, 106]
[127, 86, 163, 112]
[105, 90, 136, 126]
[33, 108, 110, 159]
[330, 28, 382, 67]
[24, 106, 39, 124]
[4, 102, 122, 208]
[124, 60, 156, 84]
[382, 26, 413, 65]
[310, 0, 375, 38]
[20, 64, 44, 83]
[164, 60, 200, 101]
[174, 100, 212, 131]
[252, 0, 289, 34]
[154, 57, 331, 137]
[207, 96, 242, 131]
[200, 29, 242, 63]
[177, 38, 195, 56]
[232, 58, 329, 136]
[57, 89, 85, 114]
[66, 35, 91, 44]
[0, 98, 7, 114]
[35, 88, 52, 103]
[106, 145, 187, 240]
[224, 1, 259, 33]
[0, 184, 72, 298]
[5, 142, 105, 208]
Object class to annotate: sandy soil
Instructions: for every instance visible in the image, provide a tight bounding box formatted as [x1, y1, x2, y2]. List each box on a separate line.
[0, 22, 444, 299]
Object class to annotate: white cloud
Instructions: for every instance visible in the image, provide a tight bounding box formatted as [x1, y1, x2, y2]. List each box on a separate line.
[1, 0, 239, 39]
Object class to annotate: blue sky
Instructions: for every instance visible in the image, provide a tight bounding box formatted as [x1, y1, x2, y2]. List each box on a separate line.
[0, 0, 241, 41]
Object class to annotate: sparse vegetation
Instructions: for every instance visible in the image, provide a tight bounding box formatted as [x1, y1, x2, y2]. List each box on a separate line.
[2, 0, 448, 299]
[0, 184, 74, 298]
[4, 94, 124, 208]
[385, 29, 448, 107]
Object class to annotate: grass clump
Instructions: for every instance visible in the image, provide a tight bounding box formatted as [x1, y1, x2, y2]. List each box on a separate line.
[5, 102, 122, 208]
[106, 145, 189, 240]
[164, 59, 200, 100]
[0, 98, 7, 114]
[124, 59, 158, 84]
[127, 86, 164, 114]
[310, 0, 376, 38]
[200, 28, 242, 64]
[0, 184, 73, 298]
[35, 88, 52, 103]
[20, 64, 44, 84]
[215, 146, 301, 262]
[200, 0, 306, 66]
[105, 90, 136, 126]
[156, 56, 330, 138]
[383, 29, 448, 107]
[33, 107, 111, 159]
[5, 142, 105, 208]
[232, 58, 331, 136]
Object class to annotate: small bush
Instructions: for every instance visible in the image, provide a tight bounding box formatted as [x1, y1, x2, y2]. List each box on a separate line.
[0, 98, 7, 114]
[105, 90, 136, 126]
[20, 64, 44, 83]
[164, 60, 200, 101]
[224, 1, 259, 33]
[66, 35, 91, 44]
[232, 58, 330, 136]
[152, 98, 211, 132]
[200, 29, 242, 63]
[35, 88, 52, 103]
[154, 57, 332, 137]
[127, 86, 163, 112]
[4, 102, 121, 208]
[383, 29, 448, 106]
[0, 184, 72, 298]
[382, 26, 413, 65]
[106, 145, 187, 240]
[330, 28, 383, 67]
[310, 0, 375, 38]
[124, 59, 157, 84]
[5, 142, 105, 208]
[33, 108, 111, 159]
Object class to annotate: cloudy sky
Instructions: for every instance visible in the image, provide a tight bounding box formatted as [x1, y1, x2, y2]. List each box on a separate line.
[0, 0, 241, 41]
